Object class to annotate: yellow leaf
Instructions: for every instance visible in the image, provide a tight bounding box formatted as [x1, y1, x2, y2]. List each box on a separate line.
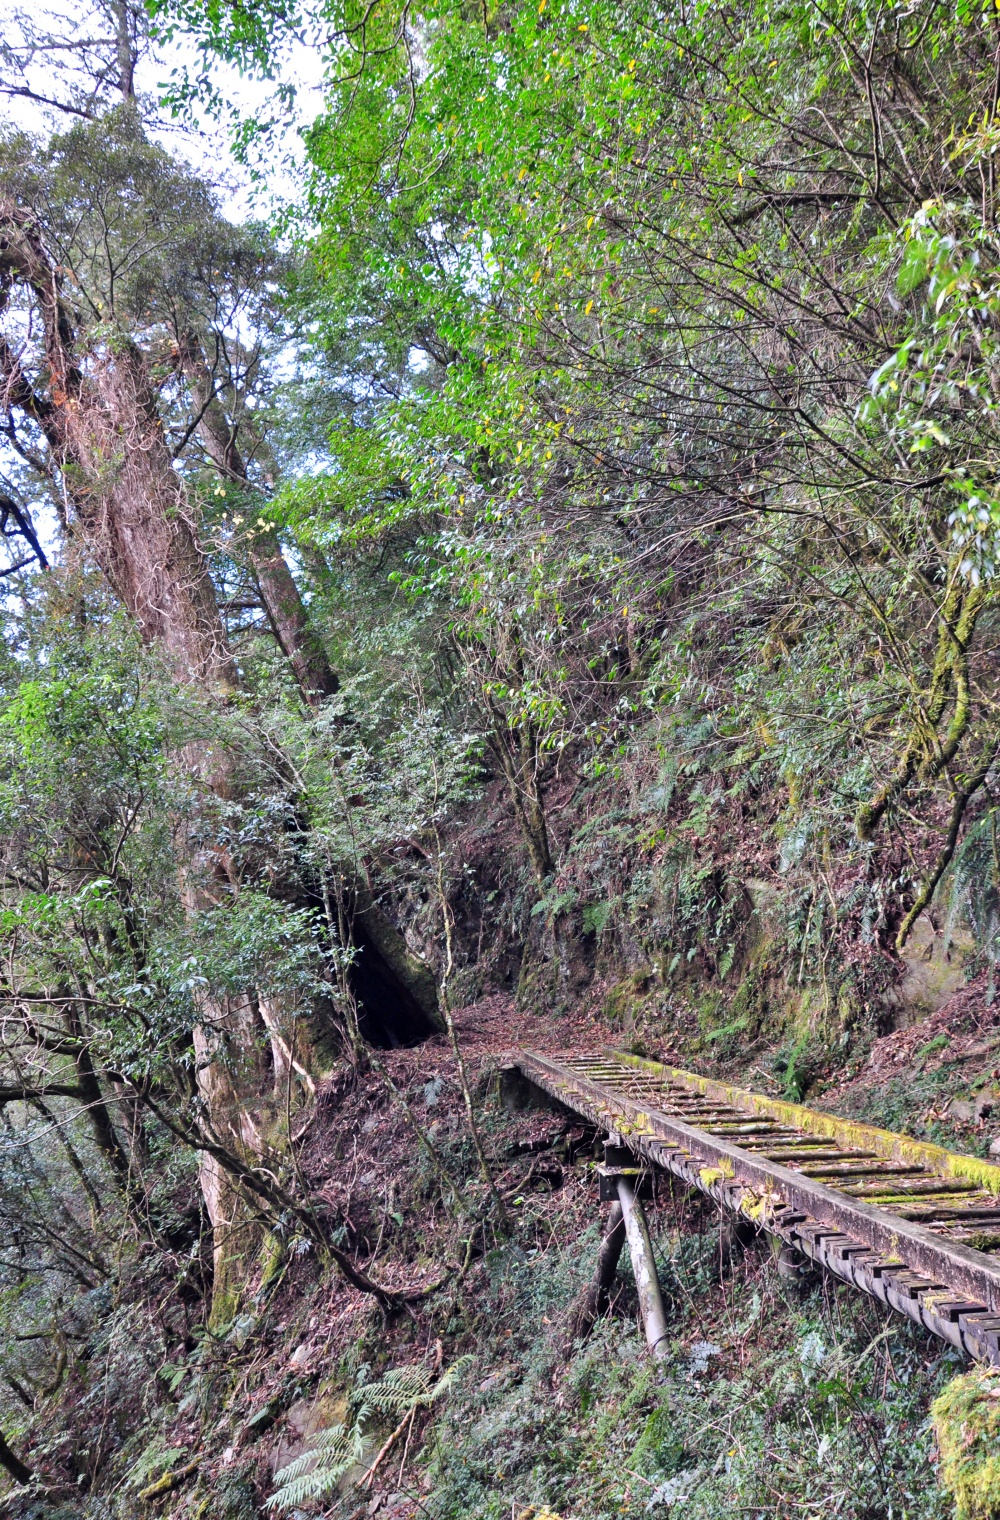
[585, 298, 593, 313]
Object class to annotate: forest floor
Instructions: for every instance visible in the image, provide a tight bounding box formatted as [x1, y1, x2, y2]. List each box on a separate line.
[130, 983, 998, 1520]
[820, 972, 1000, 1162]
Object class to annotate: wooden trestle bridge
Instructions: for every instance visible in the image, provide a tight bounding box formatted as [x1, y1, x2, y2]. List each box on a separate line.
[511, 1049, 1000, 1365]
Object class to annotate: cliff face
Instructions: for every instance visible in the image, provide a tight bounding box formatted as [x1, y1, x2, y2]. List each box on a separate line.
[432, 735, 974, 1086]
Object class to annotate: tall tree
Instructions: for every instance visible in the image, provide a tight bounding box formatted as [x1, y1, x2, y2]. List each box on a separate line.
[0, 110, 440, 1320]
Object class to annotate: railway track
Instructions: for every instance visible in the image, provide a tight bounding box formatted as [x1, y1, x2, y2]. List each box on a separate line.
[513, 1049, 1000, 1365]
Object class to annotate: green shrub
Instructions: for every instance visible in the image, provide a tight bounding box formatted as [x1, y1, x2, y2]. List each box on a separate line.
[932, 1367, 1000, 1519]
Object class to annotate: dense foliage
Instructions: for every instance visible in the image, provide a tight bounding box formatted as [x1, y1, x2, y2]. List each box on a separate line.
[156, 0, 1000, 965]
[0, 0, 999, 1512]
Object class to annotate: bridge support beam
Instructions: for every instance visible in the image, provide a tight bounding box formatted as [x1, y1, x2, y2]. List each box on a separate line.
[516, 1049, 1000, 1366]
[565, 1203, 627, 1351]
[617, 1176, 669, 1361]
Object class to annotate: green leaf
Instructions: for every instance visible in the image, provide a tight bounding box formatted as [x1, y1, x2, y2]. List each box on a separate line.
[896, 238, 931, 297]
[581, 901, 611, 934]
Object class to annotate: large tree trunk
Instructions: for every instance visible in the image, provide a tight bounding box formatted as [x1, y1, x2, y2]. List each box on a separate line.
[177, 332, 443, 1047]
[0, 202, 439, 1322]
[53, 344, 269, 1320]
[177, 333, 338, 706]
[65, 343, 240, 690]
[0, 209, 259, 1313]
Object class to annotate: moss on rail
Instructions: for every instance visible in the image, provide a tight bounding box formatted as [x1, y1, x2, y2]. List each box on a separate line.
[615, 1051, 1000, 1196]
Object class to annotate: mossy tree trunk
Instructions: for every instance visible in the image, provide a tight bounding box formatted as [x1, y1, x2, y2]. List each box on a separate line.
[0, 200, 439, 1321]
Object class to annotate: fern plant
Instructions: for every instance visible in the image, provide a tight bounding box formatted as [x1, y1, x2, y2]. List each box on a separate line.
[125, 1437, 189, 1492]
[266, 1357, 469, 1512]
[266, 1421, 366, 1512]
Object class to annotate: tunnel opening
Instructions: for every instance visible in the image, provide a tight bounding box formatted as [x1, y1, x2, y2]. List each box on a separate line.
[299, 869, 441, 1050]
[349, 924, 440, 1048]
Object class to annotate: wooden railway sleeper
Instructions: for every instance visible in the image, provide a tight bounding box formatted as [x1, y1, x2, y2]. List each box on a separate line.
[784, 1234, 962, 1350]
[696, 1147, 990, 1358]
[753, 1148, 868, 1161]
[920, 1294, 988, 1323]
[515, 1051, 1000, 1364]
[797, 1163, 929, 1179]
[882, 1269, 949, 1300]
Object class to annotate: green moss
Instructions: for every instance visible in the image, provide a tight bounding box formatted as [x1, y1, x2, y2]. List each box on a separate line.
[728, 961, 767, 1040]
[259, 1232, 285, 1293]
[602, 970, 653, 1025]
[695, 989, 725, 1032]
[208, 1282, 241, 1335]
[932, 1367, 1000, 1519]
[617, 1051, 1000, 1193]
[703, 1014, 749, 1051]
[836, 976, 862, 1036]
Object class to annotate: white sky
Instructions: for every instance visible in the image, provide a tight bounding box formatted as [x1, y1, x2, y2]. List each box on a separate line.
[0, 0, 331, 561]
[0, 0, 328, 219]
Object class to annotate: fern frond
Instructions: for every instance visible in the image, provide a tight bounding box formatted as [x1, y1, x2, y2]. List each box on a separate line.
[266, 1422, 365, 1512]
[269, 1427, 350, 1488]
[266, 1465, 347, 1511]
[266, 1356, 470, 1512]
[126, 1441, 187, 1489]
[365, 1355, 472, 1415]
[366, 1355, 471, 1410]
[365, 1365, 434, 1413]
[426, 1354, 473, 1400]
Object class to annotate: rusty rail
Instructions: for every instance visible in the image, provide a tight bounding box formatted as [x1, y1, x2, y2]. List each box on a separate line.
[513, 1049, 1000, 1364]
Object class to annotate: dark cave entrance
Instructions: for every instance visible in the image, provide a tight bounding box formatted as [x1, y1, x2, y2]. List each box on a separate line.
[303, 868, 441, 1051]
[349, 924, 440, 1049]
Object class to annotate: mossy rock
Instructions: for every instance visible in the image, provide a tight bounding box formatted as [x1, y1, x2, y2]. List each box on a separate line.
[722, 932, 782, 1043]
[728, 965, 766, 1039]
[208, 1281, 242, 1336]
[259, 1231, 284, 1292]
[602, 970, 653, 1025]
[695, 989, 724, 1030]
[932, 1366, 1000, 1518]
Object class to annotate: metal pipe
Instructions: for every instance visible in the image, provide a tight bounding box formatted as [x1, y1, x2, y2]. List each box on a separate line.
[617, 1175, 669, 1360]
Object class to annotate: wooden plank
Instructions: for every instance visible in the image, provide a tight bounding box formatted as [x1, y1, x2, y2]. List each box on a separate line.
[612, 1051, 1000, 1194]
[516, 1051, 1000, 1318]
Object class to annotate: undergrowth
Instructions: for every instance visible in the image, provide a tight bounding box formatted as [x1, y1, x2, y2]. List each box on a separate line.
[833, 1062, 998, 1159]
[414, 1220, 957, 1520]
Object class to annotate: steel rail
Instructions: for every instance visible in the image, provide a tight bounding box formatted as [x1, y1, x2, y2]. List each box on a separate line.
[512, 1049, 1000, 1365]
